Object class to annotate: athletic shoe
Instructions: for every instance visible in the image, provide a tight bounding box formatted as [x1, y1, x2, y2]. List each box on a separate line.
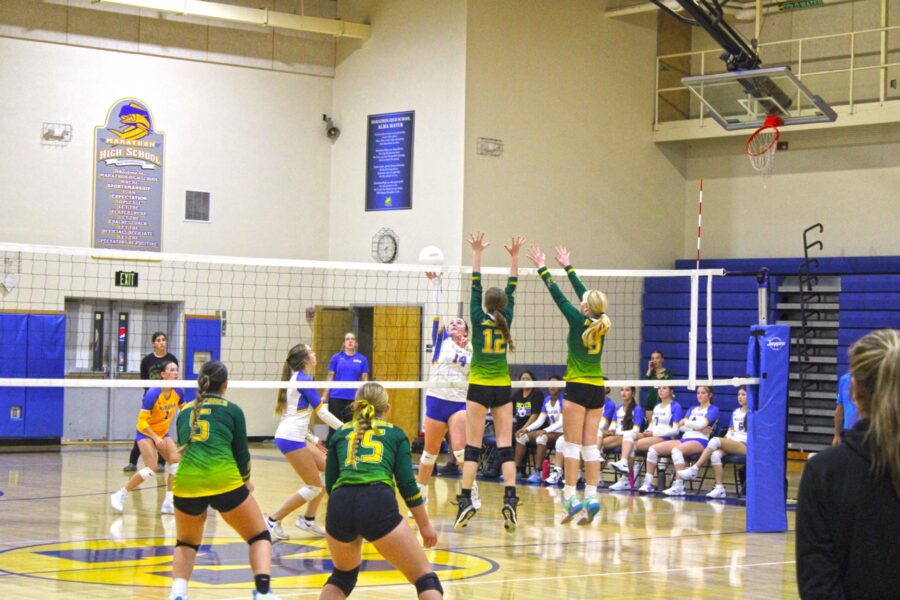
[560, 494, 583, 524]
[109, 517, 124, 542]
[294, 517, 326, 537]
[663, 479, 686, 496]
[544, 467, 562, 485]
[501, 495, 519, 532]
[677, 465, 699, 481]
[609, 476, 631, 491]
[638, 479, 656, 494]
[437, 462, 460, 476]
[160, 493, 175, 515]
[525, 472, 542, 484]
[110, 488, 127, 513]
[577, 472, 585, 485]
[471, 482, 482, 510]
[252, 592, 281, 600]
[610, 458, 629, 474]
[453, 495, 477, 529]
[706, 484, 727, 499]
[168, 595, 186, 600]
[578, 495, 600, 526]
[265, 515, 289, 542]
[123, 463, 137, 473]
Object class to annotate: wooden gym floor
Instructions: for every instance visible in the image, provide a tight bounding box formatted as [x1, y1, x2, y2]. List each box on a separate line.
[0, 444, 802, 599]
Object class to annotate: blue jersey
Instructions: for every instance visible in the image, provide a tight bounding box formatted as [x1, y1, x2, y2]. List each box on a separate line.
[836, 372, 858, 431]
[681, 404, 720, 441]
[328, 351, 369, 400]
[598, 397, 617, 432]
[649, 401, 684, 437]
[610, 403, 645, 435]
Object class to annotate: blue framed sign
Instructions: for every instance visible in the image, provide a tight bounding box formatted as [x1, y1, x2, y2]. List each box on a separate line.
[92, 98, 165, 251]
[366, 111, 414, 211]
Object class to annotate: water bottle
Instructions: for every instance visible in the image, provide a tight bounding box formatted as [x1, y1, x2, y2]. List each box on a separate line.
[541, 459, 550, 481]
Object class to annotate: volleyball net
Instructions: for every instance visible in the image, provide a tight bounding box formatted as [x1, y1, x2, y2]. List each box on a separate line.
[0, 242, 760, 440]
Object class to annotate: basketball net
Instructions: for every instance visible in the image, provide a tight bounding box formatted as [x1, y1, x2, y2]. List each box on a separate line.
[745, 115, 782, 178]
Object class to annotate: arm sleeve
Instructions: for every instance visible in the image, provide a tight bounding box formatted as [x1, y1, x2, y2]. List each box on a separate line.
[140, 355, 150, 380]
[505, 276, 518, 323]
[361, 355, 369, 375]
[431, 317, 442, 347]
[142, 389, 159, 411]
[796, 461, 846, 600]
[303, 386, 323, 409]
[470, 272, 485, 323]
[316, 404, 344, 430]
[325, 436, 340, 494]
[545, 417, 564, 434]
[136, 411, 152, 434]
[328, 354, 339, 372]
[393, 435, 424, 508]
[538, 267, 582, 322]
[526, 413, 548, 431]
[230, 406, 252, 481]
[633, 406, 645, 430]
[565, 265, 588, 298]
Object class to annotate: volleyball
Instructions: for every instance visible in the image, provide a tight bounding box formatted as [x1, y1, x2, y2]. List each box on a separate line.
[418, 245, 444, 265]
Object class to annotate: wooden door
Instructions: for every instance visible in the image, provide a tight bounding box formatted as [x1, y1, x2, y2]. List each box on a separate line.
[312, 306, 352, 382]
[373, 306, 421, 441]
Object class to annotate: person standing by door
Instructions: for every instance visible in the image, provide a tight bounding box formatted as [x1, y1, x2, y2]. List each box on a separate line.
[322, 333, 369, 435]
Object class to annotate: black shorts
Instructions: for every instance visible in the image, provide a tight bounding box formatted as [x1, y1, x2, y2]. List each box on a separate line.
[564, 381, 605, 410]
[467, 384, 512, 408]
[326, 483, 403, 543]
[174, 484, 250, 516]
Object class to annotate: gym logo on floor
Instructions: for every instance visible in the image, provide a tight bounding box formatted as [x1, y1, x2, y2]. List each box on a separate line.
[0, 537, 497, 588]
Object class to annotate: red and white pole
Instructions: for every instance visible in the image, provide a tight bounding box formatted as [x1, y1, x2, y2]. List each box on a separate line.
[695, 178, 703, 271]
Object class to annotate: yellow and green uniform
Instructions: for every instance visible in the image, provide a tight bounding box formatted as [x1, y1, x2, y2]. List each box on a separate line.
[469, 272, 517, 386]
[173, 395, 251, 498]
[325, 419, 423, 508]
[538, 265, 605, 385]
[136, 387, 185, 438]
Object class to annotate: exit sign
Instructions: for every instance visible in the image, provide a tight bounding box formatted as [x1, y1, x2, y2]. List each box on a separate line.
[115, 271, 139, 287]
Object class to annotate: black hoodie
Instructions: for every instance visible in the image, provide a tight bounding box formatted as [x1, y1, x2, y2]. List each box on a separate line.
[796, 419, 900, 599]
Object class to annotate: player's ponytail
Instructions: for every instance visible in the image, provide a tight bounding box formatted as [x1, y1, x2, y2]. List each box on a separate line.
[347, 382, 389, 470]
[581, 290, 611, 349]
[848, 329, 900, 499]
[276, 344, 312, 416]
[179, 360, 228, 453]
[622, 386, 636, 431]
[484, 287, 514, 352]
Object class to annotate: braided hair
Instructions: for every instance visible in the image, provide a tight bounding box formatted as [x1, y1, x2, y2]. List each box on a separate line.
[275, 343, 312, 416]
[484, 286, 514, 352]
[346, 382, 389, 470]
[178, 360, 228, 453]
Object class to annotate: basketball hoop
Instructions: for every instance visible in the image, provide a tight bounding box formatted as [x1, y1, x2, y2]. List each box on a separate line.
[745, 115, 782, 177]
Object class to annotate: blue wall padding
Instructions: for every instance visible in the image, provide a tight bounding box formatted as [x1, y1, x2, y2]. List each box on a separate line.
[25, 315, 65, 438]
[0, 315, 28, 437]
[746, 324, 790, 533]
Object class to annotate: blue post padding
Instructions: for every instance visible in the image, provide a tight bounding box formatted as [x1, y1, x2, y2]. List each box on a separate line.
[25, 315, 66, 438]
[745, 324, 790, 532]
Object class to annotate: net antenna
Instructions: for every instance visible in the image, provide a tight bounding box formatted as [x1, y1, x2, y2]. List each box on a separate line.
[745, 115, 782, 178]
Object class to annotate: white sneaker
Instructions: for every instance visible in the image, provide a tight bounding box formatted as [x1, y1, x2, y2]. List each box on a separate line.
[609, 476, 631, 491]
[706, 484, 727, 499]
[252, 592, 280, 600]
[544, 467, 562, 485]
[638, 479, 655, 493]
[109, 518, 125, 542]
[265, 515, 289, 542]
[663, 479, 686, 496]
[160, 492, 174, 515]
[471, 481, 482, 510]
[294, 517, 326, 537]
[677, 465, 699, 481]
[610, 458, 630, 474]
[110, 488, 127, 513]
[168, 594, 187, 600]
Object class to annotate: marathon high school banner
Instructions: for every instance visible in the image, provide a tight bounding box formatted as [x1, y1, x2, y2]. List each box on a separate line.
[93, 98, 165, 251]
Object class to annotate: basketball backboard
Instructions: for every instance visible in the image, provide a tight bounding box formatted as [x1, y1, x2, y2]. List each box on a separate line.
[681, 66, 838, 131]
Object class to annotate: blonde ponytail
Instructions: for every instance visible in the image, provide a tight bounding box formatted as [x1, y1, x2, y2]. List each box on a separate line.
[347, 382, 389, 470]
[581, 290, 611, 349]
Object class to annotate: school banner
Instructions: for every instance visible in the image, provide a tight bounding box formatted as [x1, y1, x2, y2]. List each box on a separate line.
[93, 98, 165, 251]
[366, 111, 414, 211]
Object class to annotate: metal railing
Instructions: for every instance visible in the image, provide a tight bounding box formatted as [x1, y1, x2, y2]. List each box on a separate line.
[655, 24, 900, 129]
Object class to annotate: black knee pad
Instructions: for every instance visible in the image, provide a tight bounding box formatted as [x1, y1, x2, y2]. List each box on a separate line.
[464, 444, 482, 463]
[415, 572, 443, 596]
[497, 445, 515, 464]
[327, 565, 360, 596]
[247, 530, 272, 546]
[176, 539, 200, 552]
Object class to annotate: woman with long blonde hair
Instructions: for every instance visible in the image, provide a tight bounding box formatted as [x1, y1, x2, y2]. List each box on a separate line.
[796, 329, 900, 599]
[320, 383, 441, 599]
[527, 245, 611, 524]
